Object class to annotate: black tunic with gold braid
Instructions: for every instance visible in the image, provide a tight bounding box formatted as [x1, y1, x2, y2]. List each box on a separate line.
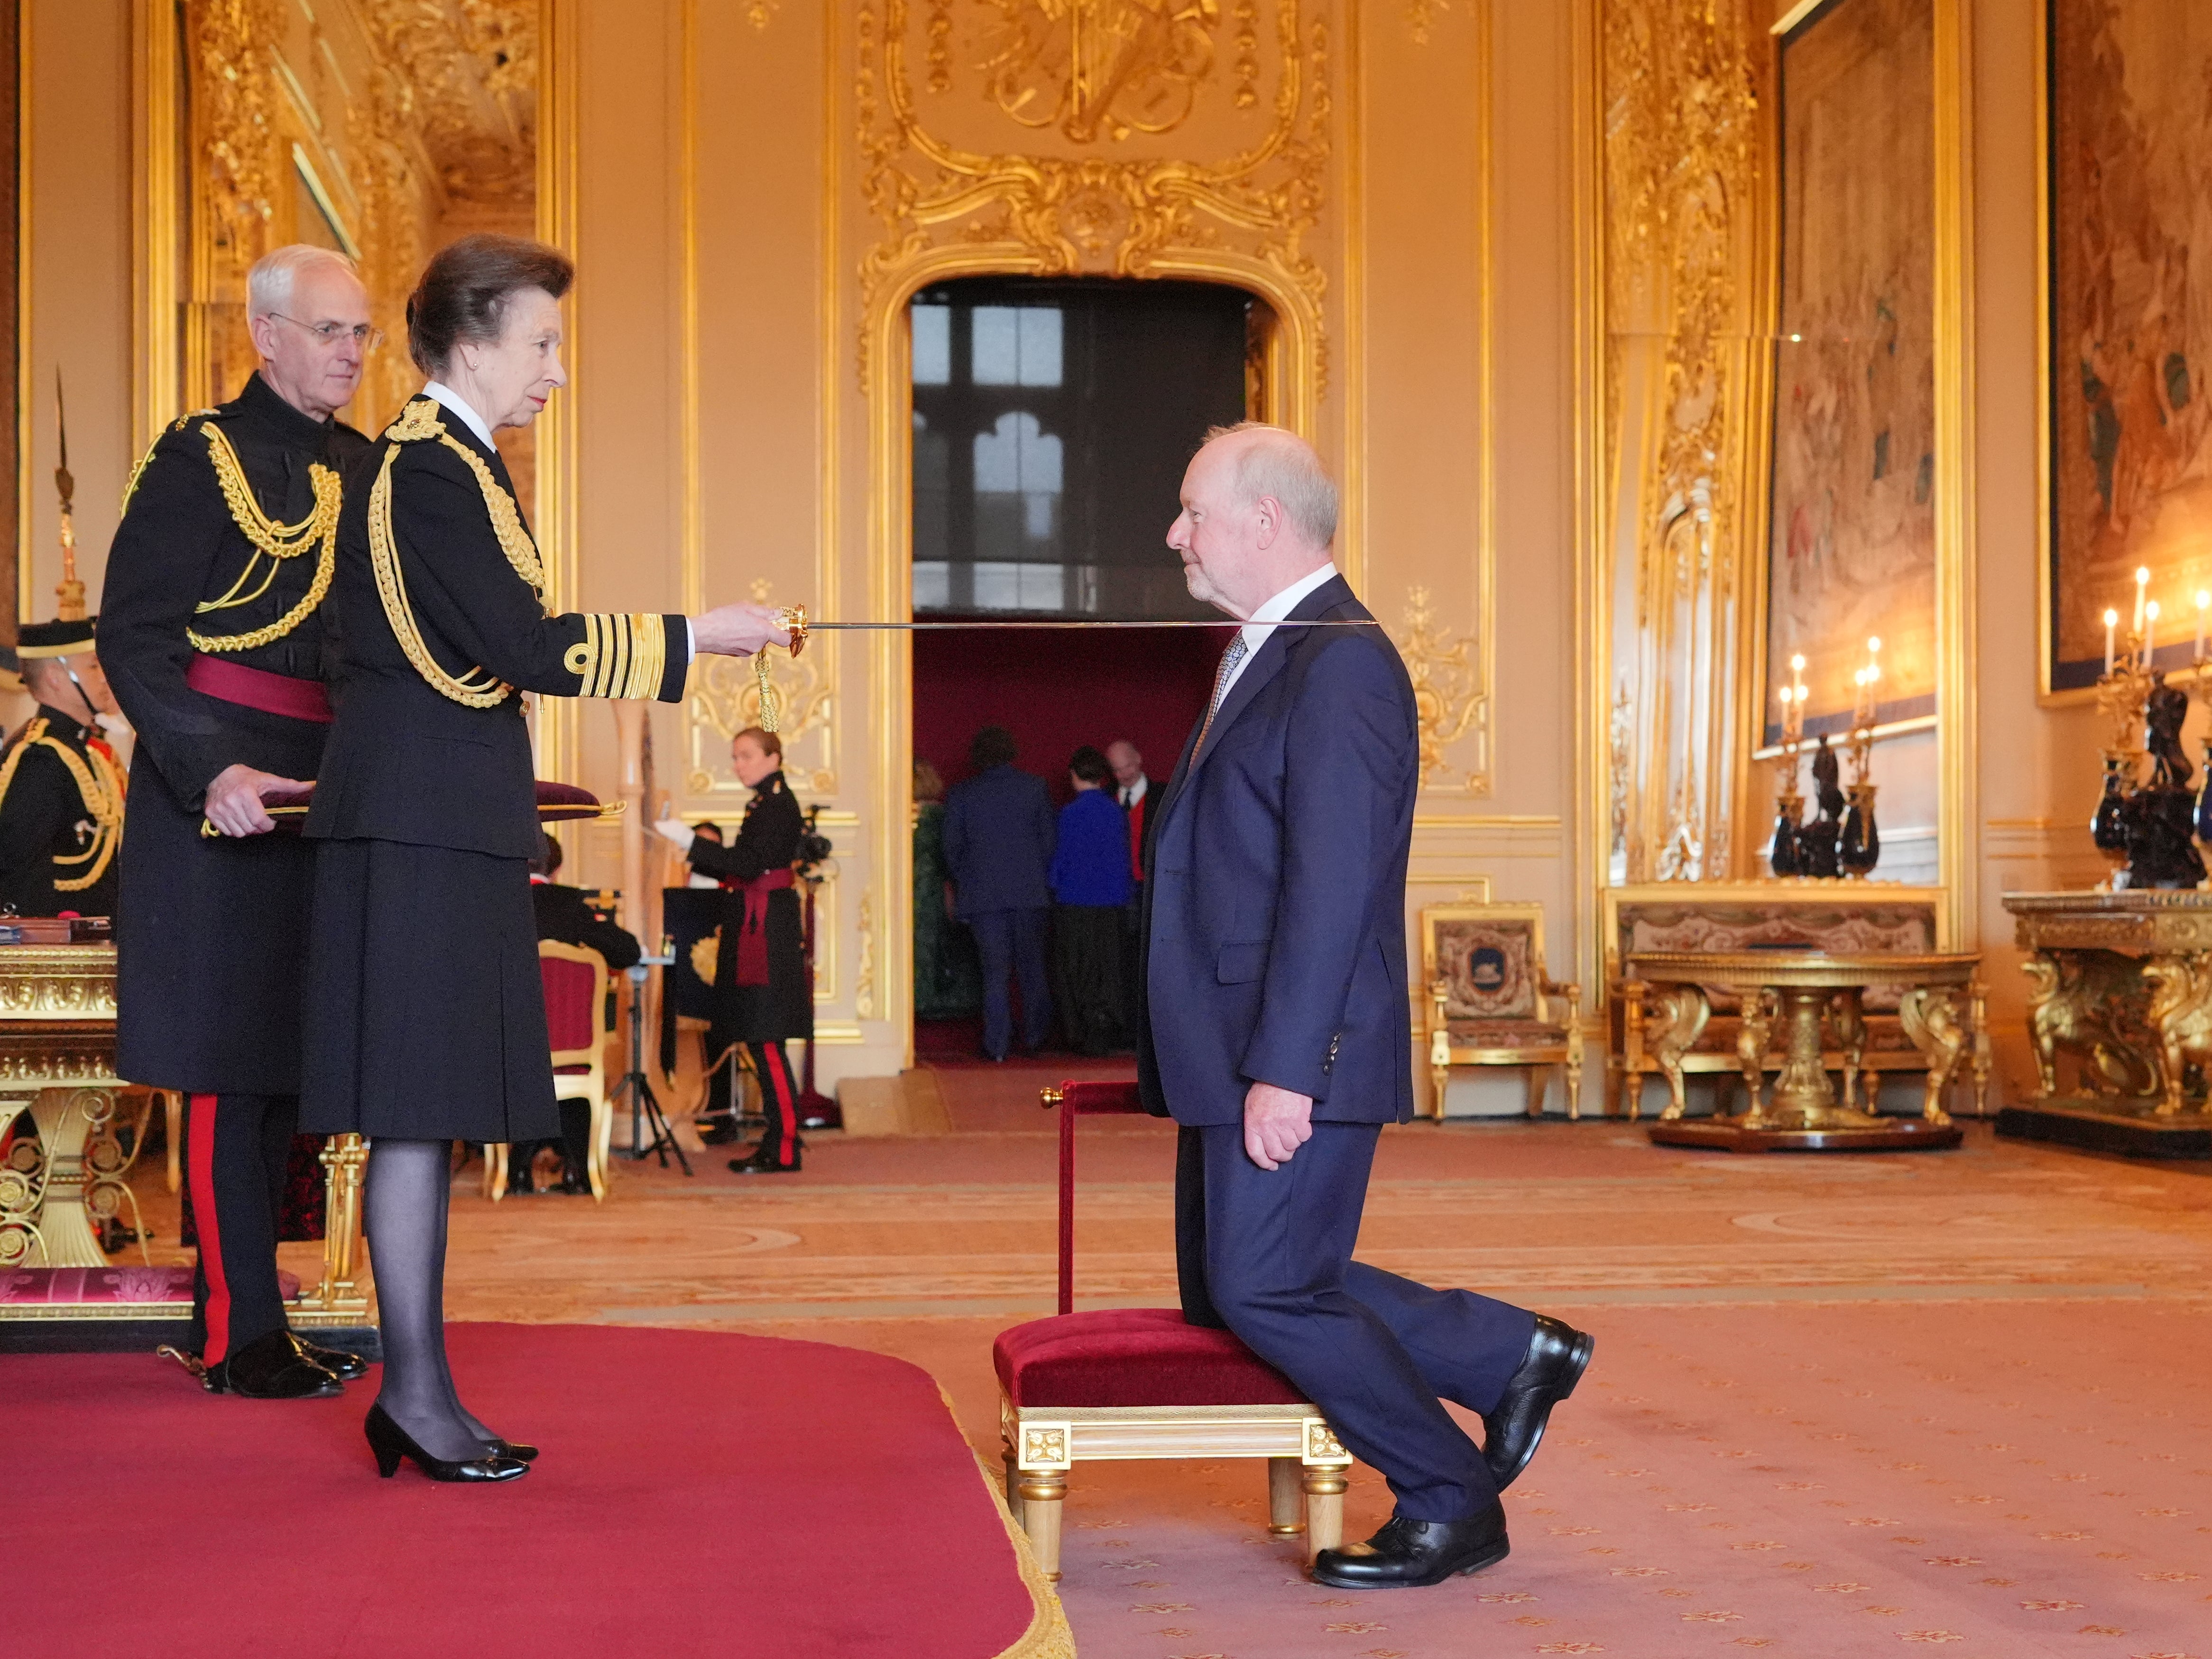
[99, 371, 369, 1093]
[0, 706, 124, 919]
[301, 394, 689, 1143]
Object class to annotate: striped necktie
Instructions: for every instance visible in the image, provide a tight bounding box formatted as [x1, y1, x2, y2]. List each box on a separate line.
[1192, 631, 1250, 759]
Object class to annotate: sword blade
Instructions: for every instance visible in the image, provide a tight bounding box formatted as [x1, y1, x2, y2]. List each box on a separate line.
[799, 619, 1368, 630]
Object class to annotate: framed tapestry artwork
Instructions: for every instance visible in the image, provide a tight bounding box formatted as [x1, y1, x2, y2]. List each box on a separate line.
[1760, 0, 1938, 746]
[2043, 0, 2212, 695]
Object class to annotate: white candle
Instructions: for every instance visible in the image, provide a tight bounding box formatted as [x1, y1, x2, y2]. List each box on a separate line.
[2194, 591, 2206, 663]
[2136, 567, 2151, 634]
[2145, 599, 2161, 669]
[2106, 608, 2120, 675]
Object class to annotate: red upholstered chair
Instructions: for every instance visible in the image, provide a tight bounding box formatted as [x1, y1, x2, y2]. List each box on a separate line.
[486, 942, 612, 1202]
[993, 1080, 1353, 1581]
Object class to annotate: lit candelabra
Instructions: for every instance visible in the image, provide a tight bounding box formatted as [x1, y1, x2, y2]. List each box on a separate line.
[2091, 567, 2204, 890]
[1839, 636, 1881, 877]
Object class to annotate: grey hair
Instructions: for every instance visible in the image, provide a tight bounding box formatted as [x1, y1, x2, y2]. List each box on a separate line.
[1200, 421, 1339, 548]
[247, 245, 360, 321]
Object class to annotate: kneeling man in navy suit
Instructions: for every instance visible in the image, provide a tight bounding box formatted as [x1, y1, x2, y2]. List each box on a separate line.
[1137, 423, 1595, 1589]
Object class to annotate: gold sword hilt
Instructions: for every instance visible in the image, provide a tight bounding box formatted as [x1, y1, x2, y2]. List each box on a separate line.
[774, 604, 809, 658]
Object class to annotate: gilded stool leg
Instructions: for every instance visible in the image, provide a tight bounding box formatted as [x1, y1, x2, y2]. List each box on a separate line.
[164, 1090, 184, 1195]
[1017, 1468, 1068, 1580]
[1268, 1456, 1305, 1534]
[483, 1143, 508, 1201]
[1302, 1465, 1347, 1561]
[1002, 1448, 1025, 1526]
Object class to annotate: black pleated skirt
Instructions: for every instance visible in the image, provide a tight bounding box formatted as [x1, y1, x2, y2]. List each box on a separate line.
[299, 837, 559, 1143]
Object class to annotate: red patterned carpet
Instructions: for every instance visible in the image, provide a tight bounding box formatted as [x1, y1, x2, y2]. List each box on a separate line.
[4, 1326, 1061, 1658]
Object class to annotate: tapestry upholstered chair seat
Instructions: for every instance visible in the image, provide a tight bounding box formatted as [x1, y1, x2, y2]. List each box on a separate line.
[485, 941, 613, 1203]
[991, 1080, 1355, 1582]
[1422, 902, 1585, 1119]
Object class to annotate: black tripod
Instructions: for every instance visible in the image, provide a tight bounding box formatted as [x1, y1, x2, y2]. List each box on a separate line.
[612, 958, 691, 1174]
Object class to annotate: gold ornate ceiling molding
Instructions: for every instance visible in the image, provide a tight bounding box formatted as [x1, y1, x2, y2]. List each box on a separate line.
[189, 0, 287, 247]
[854, 0, 1332, 404]
[357, 0, 537, 210]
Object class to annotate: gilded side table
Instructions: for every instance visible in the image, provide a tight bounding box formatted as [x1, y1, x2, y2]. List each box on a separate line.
[1999, 891, 2212, 1159]
[0, 943, 373, 1344]
[1624, 950, 1985, 1152]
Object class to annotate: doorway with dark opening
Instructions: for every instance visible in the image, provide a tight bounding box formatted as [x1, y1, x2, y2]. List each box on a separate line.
[911, 276, 1261, 1062]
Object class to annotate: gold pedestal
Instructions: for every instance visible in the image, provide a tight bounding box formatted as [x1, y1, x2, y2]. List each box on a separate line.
[1626, 950, 1983, 1152]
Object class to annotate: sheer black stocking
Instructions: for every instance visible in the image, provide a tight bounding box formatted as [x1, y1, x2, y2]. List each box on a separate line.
[364, 1139, 496, 1461]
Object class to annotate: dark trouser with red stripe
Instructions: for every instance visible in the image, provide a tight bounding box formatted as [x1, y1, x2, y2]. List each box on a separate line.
[746, 1041, 801, 1167]
[185, 1092, 297, 1364]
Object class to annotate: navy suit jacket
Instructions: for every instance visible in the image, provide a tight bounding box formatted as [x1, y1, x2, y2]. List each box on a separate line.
[941, 763, 1056, 918]
[1137, 574, 1419, 1127]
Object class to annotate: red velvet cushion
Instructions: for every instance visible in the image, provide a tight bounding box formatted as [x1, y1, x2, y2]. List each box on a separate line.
[993, 1308, 1307, 1409]
[0, 1266, 300, 1304]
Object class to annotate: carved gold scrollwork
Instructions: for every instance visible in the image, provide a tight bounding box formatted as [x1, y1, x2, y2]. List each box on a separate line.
[856, 0, 1329, 400]
[1406, 0, 1449, 46]
[1394, 586, 1489, 794]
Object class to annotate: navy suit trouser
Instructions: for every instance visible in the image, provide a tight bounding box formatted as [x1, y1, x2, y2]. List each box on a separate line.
[1175, 1121, 1537, 1521]
[969, 906, 1051, 1060]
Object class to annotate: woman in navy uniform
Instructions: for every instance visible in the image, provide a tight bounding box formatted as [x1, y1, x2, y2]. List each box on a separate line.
[299, 234, 784, 1481]
[653, 727, 812, 1173]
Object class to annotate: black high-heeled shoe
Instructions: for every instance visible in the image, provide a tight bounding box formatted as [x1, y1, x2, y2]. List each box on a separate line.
[483, 1437, 539, 1462]
[365, 1403, 528, 1483]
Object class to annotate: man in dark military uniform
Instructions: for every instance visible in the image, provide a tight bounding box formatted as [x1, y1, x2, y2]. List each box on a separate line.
[98, 244, 378, 1400]
[0, 619, 126, 919]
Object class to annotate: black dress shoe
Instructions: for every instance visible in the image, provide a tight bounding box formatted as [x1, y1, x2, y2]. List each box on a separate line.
[1313, 1507, 1511, 1588]
[204, 1328, 343, 1400]
[483, 1438, 539, 1462]
[1483, 1314, 1595, 1490]
[292, 1334, 368, 1383]
[365, 1404, 528, 1483]
[728, 1145, 802, 1174]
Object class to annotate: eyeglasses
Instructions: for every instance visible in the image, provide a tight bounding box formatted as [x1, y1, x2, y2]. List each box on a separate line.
[269, 313, 385, 351]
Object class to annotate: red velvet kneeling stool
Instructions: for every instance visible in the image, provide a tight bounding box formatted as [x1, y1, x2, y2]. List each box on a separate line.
[993, 1080, 1354, 1581]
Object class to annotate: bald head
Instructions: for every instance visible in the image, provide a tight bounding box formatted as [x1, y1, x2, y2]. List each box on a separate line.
[1167, 423, 1337, 619]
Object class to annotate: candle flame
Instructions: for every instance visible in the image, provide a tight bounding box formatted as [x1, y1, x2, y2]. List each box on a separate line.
[2138, 567, 2152, 585]
[2106, 608, 2120, 626]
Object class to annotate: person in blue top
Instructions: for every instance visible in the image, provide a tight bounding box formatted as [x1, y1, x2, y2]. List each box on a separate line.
[942, 726, 1056, 1060]
[1047, 745, 1134, 1055]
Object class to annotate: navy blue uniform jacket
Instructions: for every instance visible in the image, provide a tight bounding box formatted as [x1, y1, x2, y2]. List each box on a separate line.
[941, 763, 1056, 918]
[1137, 573, 1417, 1127]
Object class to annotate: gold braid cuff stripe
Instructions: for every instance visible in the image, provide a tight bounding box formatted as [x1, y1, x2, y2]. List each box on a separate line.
[562, 613, 667, 700]
[0, 719, 125, 893]
[187, 425, 341, 654]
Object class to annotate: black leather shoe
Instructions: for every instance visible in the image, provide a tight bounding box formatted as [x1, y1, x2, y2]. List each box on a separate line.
[204, 1328, 343, 1400]
[483, 1438, 539, 1462]
[696, 1115, 744, 1146]
[365, 1404, 527, 1483]
[728, 1145, 802, 1175]
[1313, 1507, 1511, 1588]
[293, 1334, 368, 1383]
[1483, 1314, 1595, 1491]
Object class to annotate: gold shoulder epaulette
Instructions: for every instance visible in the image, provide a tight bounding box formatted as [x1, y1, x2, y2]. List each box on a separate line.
[119, 410, 220, 515]
[384, 399, 445, 442]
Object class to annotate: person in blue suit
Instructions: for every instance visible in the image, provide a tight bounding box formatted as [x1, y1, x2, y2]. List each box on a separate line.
[942, 726, 1055, 1060]
[1137, 423, 1596, 1589]
[1047, 744, 1134, 1055]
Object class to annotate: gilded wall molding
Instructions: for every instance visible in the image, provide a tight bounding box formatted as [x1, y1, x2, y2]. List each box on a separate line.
[854, 0, 1332, 416]
[1393, 585, 1489, 793]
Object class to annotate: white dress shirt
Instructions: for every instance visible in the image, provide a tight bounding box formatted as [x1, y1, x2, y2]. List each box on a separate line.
[1217, 562, 1339, 702]
[422, 379, 697, 662]
[1118, 774, 1149, 810]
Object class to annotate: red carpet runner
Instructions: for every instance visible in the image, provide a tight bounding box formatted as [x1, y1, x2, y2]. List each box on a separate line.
[6, 1325, 1065, 1658]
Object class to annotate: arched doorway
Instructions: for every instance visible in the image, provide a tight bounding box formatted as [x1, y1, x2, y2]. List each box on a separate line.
[909, 276, 1270, 1056]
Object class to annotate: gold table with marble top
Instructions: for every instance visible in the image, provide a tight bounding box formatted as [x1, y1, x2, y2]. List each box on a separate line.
[2000, 890, 2212, 1158]
[1624, 950, 1987, 1152]
[0, 943, 369, 1332]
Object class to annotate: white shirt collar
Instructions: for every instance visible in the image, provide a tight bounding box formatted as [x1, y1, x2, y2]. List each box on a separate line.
[423, 381, 497, 452]
[1120, 775, 1149, 806]
[1238, 562, 1339, 653]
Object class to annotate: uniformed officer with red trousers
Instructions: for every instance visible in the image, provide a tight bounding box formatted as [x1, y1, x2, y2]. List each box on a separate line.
[98, 245, 378, 1400]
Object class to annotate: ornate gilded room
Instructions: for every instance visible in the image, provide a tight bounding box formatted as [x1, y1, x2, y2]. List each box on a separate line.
[3, 0, 2208, 1654]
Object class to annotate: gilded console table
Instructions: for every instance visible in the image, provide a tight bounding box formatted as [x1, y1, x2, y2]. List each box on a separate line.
[1625, 950, 1985, 1152]
[1999, 891, 2212, 1159]
[0, 944, 371, 1337]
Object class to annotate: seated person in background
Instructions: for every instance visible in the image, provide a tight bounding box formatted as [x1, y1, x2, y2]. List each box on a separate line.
[0, 620, 129, 921]
[1048, 745, 1133, 1056]
[513, 832, 641, 1194]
